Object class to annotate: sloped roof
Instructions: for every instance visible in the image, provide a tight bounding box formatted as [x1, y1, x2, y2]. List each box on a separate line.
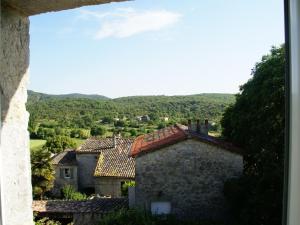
[51, 150, 77, 166]
[32, 198, 128, 213]
[130, 124, 243, 157]
[76, 137, 117, 153]
[94, 138, 135, 178]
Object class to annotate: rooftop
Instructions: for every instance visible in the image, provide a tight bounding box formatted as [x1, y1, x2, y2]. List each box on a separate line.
[76, 137, 117, 153]
[94, 138, 135, 178]
[32, 198, 128, 213]
[51, 150, 77, 166]
[130, 124, 243, 157]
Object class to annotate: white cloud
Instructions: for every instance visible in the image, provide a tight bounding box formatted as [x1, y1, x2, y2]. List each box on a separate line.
[78, 8, 182, 40]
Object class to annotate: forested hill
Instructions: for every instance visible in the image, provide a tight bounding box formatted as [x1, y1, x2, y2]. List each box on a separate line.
[28, 90, 110, 102]
[27, 90, 235, 129]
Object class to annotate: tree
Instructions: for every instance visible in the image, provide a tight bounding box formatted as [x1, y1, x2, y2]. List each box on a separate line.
[44, 135, 76, 154]
[91, 126, 107, 136]
[221, 45, 285, 225]
[31, 148, 55, 199]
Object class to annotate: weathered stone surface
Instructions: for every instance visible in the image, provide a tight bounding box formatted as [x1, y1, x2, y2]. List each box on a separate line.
[0, 7, 33, 225]
[135, 139, 243, 220]
[94, 177, 133, 197]
[52, 165, 78, 196]
[76, 153, 98, 190]
[3, 0, 129, 16]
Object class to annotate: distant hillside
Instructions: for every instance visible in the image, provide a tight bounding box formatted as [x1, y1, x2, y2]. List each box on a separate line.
[27, 91, 235, 129]
[28, 90, 110, 102]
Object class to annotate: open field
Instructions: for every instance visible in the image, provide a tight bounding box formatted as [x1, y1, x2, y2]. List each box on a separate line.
[30, 139, 46, 151]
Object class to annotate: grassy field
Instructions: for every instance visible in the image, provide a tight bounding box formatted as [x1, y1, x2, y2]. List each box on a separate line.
[30, 139, 46, 151]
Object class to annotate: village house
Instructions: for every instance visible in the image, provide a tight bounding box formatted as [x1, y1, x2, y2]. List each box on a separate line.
[130, 121, 243, 220]
[51, 120, 242, 220]
[51, 136, 135, 197]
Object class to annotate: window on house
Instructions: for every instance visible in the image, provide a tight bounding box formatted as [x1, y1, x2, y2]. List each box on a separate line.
[60, 168, 73, 179]
[64, 168, 71, 178]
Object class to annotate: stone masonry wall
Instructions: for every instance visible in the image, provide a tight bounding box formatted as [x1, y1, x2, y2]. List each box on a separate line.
[0, 6, 34, 225]
[52, 166, 78, 196]
[135, 139, 243, 220]
[76, 154, 98, 190]
[94, 177, 133, 197]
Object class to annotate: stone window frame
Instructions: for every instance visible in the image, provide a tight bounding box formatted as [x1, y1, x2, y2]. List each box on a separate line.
[0, 1, 299, 224]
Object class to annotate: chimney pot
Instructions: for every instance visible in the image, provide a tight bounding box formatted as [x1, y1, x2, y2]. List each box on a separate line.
[205, 119, 209, 128]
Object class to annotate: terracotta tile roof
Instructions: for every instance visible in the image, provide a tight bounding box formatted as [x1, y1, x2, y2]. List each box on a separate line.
[130, 125, 188, 157]
[51, 150, 77, 166]
[76, 137, 117, 153]
[32, 198, 128, 213]
[130, 124, 243, 157]
[94, 138, 135, 178]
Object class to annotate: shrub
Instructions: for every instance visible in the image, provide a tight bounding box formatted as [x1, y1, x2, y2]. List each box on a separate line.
[35, 217, 61, 225]
[99, 209, 224, 225]
[62, 185, 87, 200]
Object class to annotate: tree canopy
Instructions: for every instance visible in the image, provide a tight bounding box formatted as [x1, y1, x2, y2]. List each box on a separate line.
[221, 45, 285, 225]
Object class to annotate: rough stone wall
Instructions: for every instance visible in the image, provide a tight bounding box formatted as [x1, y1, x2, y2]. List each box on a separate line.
[94, 177, 133, 197]
[76, 154, 98, 190]
[135, 139, 243, 220]
[52, 166, 78, 196]
[0, 6, 34, 225]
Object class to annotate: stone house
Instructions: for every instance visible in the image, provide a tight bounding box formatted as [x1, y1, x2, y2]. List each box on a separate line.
[130, 123, 243, 220]
[51, 150, 78, 196]
[51, 137, 135, 197]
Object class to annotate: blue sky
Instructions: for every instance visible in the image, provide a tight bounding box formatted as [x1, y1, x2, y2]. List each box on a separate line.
[29, 0, 284, 98]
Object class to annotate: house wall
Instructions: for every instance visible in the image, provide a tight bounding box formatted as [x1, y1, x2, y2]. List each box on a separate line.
[94, 177, 133, 197]
[76, 153, 98, 190]
[135, 139, 243, 220]
[52, 165, 78, 196]
[0, 6, 33, 225]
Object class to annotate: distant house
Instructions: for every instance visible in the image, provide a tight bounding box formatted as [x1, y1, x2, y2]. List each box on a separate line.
[130, 122, 243, 220]
[51, 137, 135, 197]
[136, 115, 150, 122]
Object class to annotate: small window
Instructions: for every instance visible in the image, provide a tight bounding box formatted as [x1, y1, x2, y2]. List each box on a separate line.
[64, 168, 71, 178]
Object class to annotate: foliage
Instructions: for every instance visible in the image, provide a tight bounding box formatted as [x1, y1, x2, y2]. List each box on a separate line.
[27, 93, 235, 139]
[31, 148, 55, 199]
[121, 181, 135, 196]
[62, 185, 87, 200]
[221, 45, 285, 225]
[91, 125, 107, 136]
[35, 217, 61, 225]
[99, 209, 223, 225]
[44, 135, 76, 154]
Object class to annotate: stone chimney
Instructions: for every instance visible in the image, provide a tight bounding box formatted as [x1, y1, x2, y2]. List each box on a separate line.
[196, 119, 200, 133]
[188, 119, 192, 130]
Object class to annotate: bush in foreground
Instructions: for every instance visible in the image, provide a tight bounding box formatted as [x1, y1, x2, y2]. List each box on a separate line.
[99, 209, 223, 225]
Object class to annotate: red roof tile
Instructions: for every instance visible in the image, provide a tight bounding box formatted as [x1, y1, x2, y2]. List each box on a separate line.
[130, 124, 243, 157]
[130, 125, 188, 157]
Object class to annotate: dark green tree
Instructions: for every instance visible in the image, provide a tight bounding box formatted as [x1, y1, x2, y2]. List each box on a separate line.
[31, 148, 55, 199]
[44, 135, 76, 154]
[91, 125, 107, 136]
[221, 45, 285, 225]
